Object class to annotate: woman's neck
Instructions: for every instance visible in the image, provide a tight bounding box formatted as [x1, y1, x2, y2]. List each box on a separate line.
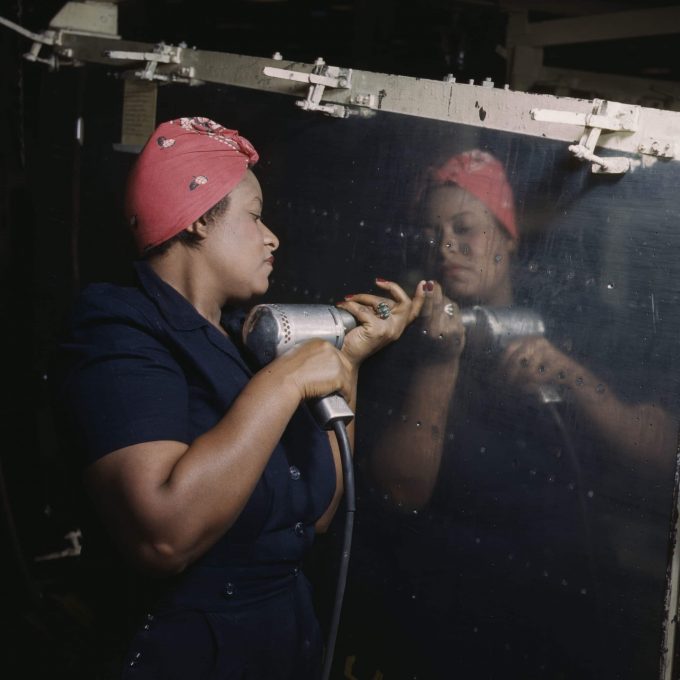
[149, 252, 224, 328]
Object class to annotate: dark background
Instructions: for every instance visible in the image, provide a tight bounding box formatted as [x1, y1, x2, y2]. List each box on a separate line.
[2, 1, 680, 677]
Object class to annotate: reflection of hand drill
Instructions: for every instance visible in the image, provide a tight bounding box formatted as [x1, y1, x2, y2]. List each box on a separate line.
[460, 306, 561, 403]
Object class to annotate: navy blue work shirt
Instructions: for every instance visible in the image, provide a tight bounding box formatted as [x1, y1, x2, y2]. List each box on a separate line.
[56, 261, 337, 678]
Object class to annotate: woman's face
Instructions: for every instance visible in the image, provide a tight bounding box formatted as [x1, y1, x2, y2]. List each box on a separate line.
[422, 184, 516, 306]
[203, 170, 279, 303]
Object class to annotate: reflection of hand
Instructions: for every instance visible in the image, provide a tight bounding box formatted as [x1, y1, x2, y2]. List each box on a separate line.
[499, 336, 586, 399]
[418, 281, 466, 361]
[336, 278, 426, 366]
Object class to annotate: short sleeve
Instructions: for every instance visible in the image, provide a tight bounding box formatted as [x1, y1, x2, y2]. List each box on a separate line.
[56, 310, 189, 465]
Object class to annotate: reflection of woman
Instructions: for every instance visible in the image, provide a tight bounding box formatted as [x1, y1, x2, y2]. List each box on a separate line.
[360, 150, 676, 678]
[372, 149, 674, 510]
[54, 116, 424, 679]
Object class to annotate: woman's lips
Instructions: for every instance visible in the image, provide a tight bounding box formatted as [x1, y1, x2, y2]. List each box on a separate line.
[441, 263, 468, 276]
[265, 255, 275, 266]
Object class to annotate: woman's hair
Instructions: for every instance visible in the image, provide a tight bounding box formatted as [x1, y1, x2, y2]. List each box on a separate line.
[415, 149, 518, 240]
[141, 193, 231, 259]
[125, 116, 258, 254]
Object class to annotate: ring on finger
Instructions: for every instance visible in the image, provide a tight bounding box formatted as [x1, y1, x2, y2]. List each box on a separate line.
[444, 303, 457, 317]
[375, 301, 391, 319]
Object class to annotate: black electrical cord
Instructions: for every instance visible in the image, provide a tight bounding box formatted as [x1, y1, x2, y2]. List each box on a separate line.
[320, 419, 355, 680]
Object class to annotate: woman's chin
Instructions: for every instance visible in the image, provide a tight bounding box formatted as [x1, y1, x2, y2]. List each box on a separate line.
[443, 282, 479, 306]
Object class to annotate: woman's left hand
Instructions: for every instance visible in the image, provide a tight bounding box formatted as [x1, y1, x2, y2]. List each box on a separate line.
[336, 278, 426, 366]
[498, 336, 587, 401]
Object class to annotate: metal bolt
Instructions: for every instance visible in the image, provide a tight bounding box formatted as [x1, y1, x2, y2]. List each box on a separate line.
[272, 51, 283, 60]
[443, 73, 455, 83]
[337, 77, 348, 88]
[638, 143, 647, 152]
[482, 77, 494, 88]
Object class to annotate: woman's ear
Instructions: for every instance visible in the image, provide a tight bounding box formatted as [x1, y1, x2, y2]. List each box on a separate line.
[186, 218, 209, 240]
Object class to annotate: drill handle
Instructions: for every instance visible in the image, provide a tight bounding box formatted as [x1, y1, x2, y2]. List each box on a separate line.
[312, 394, 355, 430]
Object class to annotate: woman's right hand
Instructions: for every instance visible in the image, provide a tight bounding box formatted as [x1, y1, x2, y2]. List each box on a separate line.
[419, 281, 466, 361]
[269, 339, 356, 403]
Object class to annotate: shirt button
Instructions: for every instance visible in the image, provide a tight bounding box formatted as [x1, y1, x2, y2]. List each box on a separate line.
[224, 582, 235, 597]
[294, 522, 305, 537]
[289, 465, 301, 481]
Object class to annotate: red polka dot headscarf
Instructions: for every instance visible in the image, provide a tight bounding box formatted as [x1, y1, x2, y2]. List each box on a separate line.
[426, 150, 518, 240]
[124, 117, 259, 253]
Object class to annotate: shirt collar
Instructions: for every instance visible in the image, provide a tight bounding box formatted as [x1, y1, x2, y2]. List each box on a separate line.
[133, 261, 253, 372]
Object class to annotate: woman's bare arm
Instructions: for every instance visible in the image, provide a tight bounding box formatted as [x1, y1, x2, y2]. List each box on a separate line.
[85, 339, 352, 574]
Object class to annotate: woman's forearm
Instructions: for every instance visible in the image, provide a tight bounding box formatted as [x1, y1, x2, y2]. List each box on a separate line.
[88, 363, 305, 572]
[370, 359, 460, 510]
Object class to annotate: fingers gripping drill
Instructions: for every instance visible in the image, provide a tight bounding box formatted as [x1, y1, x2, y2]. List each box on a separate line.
[461, 306, 561, 404]
[242, 303, 357, 428]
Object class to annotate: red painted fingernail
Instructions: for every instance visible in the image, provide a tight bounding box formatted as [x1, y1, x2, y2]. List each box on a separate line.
[426, 281, 434, 291]
[375, 277, 387, 282]
[344, 294, 355, 299]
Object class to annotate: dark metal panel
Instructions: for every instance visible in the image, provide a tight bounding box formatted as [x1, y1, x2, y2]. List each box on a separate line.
[34, 68, 680, 679]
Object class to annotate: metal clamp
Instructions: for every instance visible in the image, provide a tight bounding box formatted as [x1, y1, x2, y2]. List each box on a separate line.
[263, 57, 352, 118]
[531, 99, 639, 174]
[2, 1, 119, 70]
[105, 42, 199, 84]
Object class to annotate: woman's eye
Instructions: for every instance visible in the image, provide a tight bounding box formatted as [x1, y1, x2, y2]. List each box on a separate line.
[250, 213, 262, 221]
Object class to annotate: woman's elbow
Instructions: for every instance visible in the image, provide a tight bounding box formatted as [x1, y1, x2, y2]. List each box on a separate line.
[133, 540, 191, 575]
[375, 473, 435, 511]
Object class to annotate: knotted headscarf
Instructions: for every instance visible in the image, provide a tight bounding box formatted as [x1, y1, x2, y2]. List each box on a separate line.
[124, 116, 259, 252]
[425, 150, 518, 239]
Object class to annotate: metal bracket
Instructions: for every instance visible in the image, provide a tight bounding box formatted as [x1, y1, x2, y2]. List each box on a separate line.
[1, 1, 120, 69]
[531, 99, 640, 173]
[105, 42, 200, 85]
[263, 57, 352, 118]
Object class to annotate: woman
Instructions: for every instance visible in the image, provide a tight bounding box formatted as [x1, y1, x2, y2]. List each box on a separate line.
[55, 116, 424, 679]
[359, 149, 676, 678]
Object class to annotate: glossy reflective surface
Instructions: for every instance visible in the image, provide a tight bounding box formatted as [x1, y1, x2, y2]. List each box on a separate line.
[64, 79, 680, 679]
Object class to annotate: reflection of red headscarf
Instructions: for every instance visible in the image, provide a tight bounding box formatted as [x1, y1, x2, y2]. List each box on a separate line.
[124, 116, 259, 252]
[427, 150, 518, 239]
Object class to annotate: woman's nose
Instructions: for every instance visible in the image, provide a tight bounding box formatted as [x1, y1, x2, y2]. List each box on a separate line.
[440, 237, 459, 255]
[263, 222, 279, 252]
